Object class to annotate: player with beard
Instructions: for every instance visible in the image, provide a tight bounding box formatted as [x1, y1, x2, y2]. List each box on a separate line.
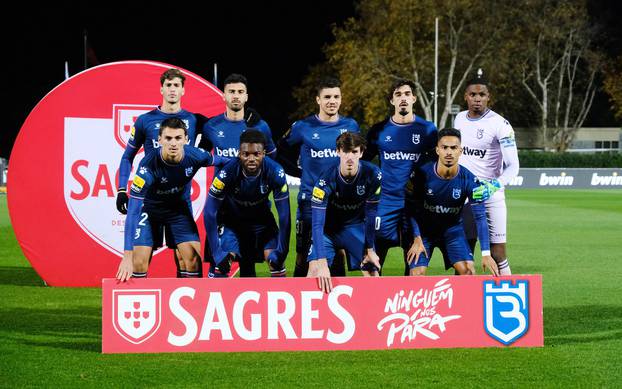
[204, 130, 290, 278]
[454, 73, 519, 275]
[277, 77, 360, 278]
[200, 74, 276, 276]
[115, 68, 208, 278]
[363, 79, 437, 275]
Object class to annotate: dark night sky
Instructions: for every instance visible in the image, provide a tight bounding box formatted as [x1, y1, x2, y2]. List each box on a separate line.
[3, 1, 620, 159]
[3, 2, 356, 158]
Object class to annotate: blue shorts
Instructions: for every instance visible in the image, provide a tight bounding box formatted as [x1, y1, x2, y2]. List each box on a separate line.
[295, 200, 313, 254]
[308, 223, 373, 271]
[134, 204, 199, 249]
[410, 223, 473, 270]
[375, 201, 412, 249]
[219, 219, 278, 263]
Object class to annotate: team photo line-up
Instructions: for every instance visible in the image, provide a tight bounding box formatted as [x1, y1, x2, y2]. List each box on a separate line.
[115, 68, 519, 291]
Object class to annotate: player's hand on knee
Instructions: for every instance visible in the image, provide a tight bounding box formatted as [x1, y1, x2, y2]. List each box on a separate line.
[482, 255, 499, 277]
[362, 249, 381, 273]
[406, 236, 426, 265]
[308, 259, 332, 293]
[116, 189, 128, 214]
[116, 253, 133, 282]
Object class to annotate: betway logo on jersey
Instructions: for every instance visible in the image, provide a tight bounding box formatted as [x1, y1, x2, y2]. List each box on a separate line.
[64, 106, 207, 257]
[591, 172, 622, 186]
[539, 172, 573, 186]
[423, 201, 460, 215]
[216, 147, 239, 157]
[382, 151, 421, 161]
[310, 148, 338, 158]
[330, 199, 364, 211]
[102, 276, 543, 353]
[462, 146, 487, 158]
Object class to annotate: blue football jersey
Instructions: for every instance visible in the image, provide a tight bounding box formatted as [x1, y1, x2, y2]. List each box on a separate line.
[129, 145, 214, 208]
[203, 113, 276, 159]
[407, 161, 481, 232]
[282, 115, 360, 201]
[208, 157, 288, 222]
[310, 160, 381, 229]
[119, 108, 203, 190]
[366, 117, 437, 204]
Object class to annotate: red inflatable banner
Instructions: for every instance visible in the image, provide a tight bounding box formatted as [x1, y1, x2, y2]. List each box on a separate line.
[8, 61, 225, 286]
[102, 275, 543, 353]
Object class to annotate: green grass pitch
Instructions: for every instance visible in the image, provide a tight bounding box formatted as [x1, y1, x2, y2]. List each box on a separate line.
[1, 189, 621, 387]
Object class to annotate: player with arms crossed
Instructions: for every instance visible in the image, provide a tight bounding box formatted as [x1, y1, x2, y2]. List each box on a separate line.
[205, 129, 290, 278]
[200, 73, 277, 274]
[278, 77, 360, 278]
[454, 73, 519, 275]
[406, 128, 499, 276]
[307, 132, 382, 293]
[363, 79, 437, 275]
[116, 118, 226, 281]
[116, 68, 207, 277]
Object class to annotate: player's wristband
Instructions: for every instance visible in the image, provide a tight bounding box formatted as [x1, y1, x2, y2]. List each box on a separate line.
[481, 250, 491, 257]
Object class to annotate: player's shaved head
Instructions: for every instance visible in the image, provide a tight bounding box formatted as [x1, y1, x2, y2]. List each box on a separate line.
[159, 118, 188, 136]
[336, 131, 366, 153]
[465, 75, 489, 89]
[240, 128, 267, 149]
[160, 68, 186, 86]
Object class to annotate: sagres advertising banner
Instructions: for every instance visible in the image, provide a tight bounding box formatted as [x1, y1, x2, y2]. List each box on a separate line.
[103, 275, 543, 353]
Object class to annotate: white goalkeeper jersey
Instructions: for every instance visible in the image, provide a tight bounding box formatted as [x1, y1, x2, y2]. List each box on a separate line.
[454, 109, 519, 186]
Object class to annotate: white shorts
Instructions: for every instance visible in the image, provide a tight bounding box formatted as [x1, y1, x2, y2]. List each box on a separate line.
[462, 189, 507, 244]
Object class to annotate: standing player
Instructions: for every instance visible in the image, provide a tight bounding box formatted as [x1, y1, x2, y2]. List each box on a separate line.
[454, 74, 519, 276]
[278, 77, 360, 277]
[363, 79, 437, 275]
[307, 132, 382, 293]
[205, 130, 290, 278]
[115, 118, 226, 281]
[405, 128, 499, 276]
[200, 73, 276, 272]
[201, 73, 276, 159]
[116, 68, 206, 278]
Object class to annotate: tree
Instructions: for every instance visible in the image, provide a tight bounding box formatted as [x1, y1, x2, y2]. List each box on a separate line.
[603, 55, 622, 122]
[293, 0, 512, 129]
[519, 0, 602, 151]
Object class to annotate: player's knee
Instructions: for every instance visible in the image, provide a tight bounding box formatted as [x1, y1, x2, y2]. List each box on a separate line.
[454, 264, 473, 275]
[410, 267, 427, 276]
[491, 243, 506, 260]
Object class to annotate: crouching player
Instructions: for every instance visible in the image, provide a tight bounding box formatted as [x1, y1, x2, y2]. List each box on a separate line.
[307, 132, 382, 293]
[405, 128, 499, 276]
[116, 118, 227, 281]
[205, 129, 290, 278]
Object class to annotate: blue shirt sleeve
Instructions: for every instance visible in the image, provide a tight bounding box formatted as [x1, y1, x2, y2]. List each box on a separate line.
[309, 172, 333, 261]
[257, 120, 277, 159]
[123, 164, 152, 251]
[365, 167, 381, 249]
[273, 190, 291, 264]
[118, 116, 145, 190]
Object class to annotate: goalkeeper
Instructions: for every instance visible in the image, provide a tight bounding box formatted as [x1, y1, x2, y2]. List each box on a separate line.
[405, 128, 500, 276]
